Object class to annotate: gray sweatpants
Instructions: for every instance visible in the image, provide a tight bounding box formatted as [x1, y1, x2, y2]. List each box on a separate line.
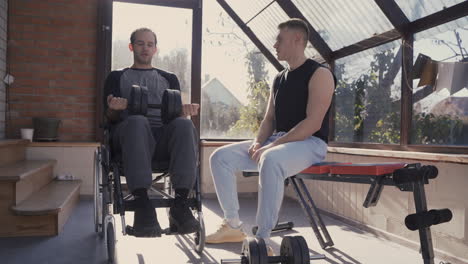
[112, 115, 198, 192]
[210, 132, 327, 239]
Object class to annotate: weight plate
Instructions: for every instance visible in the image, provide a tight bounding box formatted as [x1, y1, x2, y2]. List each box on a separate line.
[294, 236, 310, 264]
[256, 238, 269, 264]
[280, 236, 302, 264]
[242, 237, 261, 264]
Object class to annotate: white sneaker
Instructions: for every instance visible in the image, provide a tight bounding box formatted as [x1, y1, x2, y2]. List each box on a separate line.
[206, 219, 247, 244]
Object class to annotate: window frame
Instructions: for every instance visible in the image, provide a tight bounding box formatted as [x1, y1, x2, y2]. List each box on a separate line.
[96, 0, 468, 153]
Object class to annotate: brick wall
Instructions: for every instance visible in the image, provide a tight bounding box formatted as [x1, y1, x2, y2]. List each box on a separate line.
[0, 0, 7, 139]
[7, 0, 98, 141]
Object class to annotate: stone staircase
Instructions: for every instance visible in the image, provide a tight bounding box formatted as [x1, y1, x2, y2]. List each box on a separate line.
[0, 139, 81, 237]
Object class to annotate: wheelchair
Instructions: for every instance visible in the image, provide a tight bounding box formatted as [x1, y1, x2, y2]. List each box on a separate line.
[93, 124, 206, 263]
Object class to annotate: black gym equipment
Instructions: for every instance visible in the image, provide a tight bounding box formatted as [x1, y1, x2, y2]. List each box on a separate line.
[221, 236, 326, 264]
[242, 162, 452, 264]
[128, 84, 182, 124]
[405, 209, 453, 231]
[252, 221, 294, 236]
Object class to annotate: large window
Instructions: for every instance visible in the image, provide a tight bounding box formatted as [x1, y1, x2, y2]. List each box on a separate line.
[411, 17, 468, 146]
[112, 2, 193, 104]
[201, 0, 277, 139]
[334, 41, 402, 144]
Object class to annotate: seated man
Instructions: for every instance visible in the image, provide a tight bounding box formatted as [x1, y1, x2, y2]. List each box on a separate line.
[206, 19, 335, 253]
[103, 28, 200, 237]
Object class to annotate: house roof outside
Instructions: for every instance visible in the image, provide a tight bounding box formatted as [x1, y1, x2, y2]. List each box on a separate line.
[202, 77, 244, 108]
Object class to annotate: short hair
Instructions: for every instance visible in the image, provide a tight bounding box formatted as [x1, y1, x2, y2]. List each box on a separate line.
[278, 18, 309, 45]
[130, 28, 157, 45]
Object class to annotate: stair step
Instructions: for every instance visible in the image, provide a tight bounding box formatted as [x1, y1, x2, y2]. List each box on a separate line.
[12, 180, 81, 216]
[0, 160, 56, 181]
[0, 139, 29, 167]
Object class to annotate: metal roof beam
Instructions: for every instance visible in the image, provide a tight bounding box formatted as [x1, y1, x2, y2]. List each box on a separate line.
[374, 0, 409, 34]
[216, 0, 284, 71]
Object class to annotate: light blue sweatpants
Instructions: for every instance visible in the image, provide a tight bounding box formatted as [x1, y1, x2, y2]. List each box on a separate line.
[209, 132, 327, 239]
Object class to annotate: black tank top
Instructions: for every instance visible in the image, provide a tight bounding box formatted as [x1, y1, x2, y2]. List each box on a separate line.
[273, 59, 332, 143]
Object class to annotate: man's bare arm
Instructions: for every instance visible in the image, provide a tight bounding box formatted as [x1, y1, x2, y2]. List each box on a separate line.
[254, 85, 276, 145]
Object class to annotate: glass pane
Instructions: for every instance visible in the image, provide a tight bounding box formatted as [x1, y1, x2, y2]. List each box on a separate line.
[225, 0, 274, 22]
[248, 2, 323, 61]
[334, 40, 402, 144]
[395, 0, 465, 21]
[202, 0, 278, 139]
[112, 2, 193, 103]
[292, 0, 393, 51]
[411, 17, 468, 145]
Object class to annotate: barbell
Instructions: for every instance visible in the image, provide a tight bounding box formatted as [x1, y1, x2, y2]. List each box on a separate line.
[221, 236, 326, 264]
[128, 84, 182, 125]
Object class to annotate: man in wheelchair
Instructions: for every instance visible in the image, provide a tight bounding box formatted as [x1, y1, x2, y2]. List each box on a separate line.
[103, 28, 200, 237]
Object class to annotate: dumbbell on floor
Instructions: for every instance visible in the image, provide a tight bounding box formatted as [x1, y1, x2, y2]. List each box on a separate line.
[128, 85, 182, 124]
[221, 236, 326, 264]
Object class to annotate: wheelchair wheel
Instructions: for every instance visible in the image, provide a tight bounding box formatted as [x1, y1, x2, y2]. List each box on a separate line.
[192, 210, 206, 254]
[95, 147, 110, 238]
[94, 148, 104, 235]
[106, 221, 116, 264]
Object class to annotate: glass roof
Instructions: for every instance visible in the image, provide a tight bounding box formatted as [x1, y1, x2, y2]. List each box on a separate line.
[224, 0, 274, 22]
[415, 16, 468, 41]
[247, 1, 323, 62]
[219, 0, 464, 64]
[291, 0, 394, 51]
[394, 0, 466, 21]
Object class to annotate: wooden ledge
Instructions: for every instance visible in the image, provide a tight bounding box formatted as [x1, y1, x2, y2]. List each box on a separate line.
[0, 139, 30, 148]
[201, 140, 243, 147]
[28, 141, 100, 147]
[328, 147, 468, 164]
[200, 140, 468, 164]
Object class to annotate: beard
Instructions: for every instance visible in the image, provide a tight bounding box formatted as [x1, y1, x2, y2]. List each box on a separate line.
[135, 54, 152, 65]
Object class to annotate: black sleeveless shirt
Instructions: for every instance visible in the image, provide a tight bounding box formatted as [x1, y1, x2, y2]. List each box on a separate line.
[273, 59, 332, 143]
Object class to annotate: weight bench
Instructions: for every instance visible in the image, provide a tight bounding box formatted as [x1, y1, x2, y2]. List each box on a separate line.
[243, 162, 452, 264]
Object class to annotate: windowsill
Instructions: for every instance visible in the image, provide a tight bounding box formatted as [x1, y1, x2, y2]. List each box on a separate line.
[201, 140, 468, 164]
[328, 147, 468, 164]
[201, 140, 236, 147]
[28, 141, 100, 147]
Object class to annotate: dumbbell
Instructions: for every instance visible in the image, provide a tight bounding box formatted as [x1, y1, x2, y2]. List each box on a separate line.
[221, 236, 326, 264]
[128, 85, 182, 124]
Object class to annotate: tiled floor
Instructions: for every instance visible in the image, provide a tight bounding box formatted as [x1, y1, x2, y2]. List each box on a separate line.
[0, 196, 450, 264]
